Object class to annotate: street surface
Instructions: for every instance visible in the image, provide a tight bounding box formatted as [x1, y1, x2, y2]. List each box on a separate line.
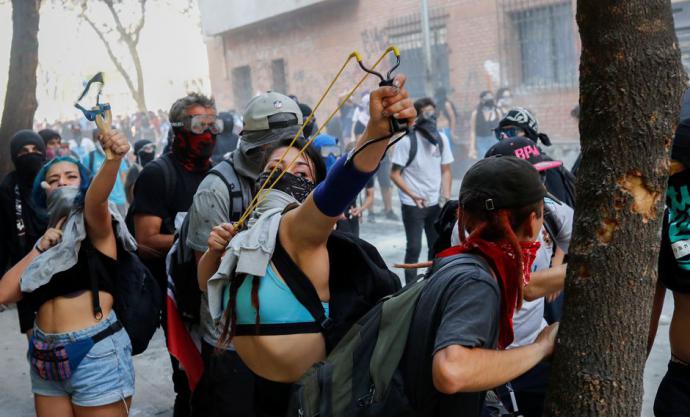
[0, 191, 673, 417]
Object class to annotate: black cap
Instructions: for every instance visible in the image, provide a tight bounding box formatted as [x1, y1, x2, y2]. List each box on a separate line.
[485, 136, 562, 172]
[460, 155, 547, 211]
[672, 118, 690, 169]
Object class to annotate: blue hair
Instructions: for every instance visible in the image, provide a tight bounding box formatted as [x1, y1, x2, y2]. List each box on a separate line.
[32, 156, 92, 210]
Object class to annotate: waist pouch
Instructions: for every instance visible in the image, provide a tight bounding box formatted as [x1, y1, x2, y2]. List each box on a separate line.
[29, 321, 123, 381]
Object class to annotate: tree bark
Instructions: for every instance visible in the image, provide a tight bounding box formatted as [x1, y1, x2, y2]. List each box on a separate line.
[543, 1, 685, 417]
[0, 0, 41, 177]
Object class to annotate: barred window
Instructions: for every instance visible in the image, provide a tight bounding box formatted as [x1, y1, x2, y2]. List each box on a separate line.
[501, 1, 578, 90]
[232, 65, 253, 108]
[385, 9, 449, 99]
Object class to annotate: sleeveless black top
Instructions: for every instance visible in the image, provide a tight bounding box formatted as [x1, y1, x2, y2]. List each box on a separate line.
[24, 241, 117, 311]
[475, 108, 500, 137]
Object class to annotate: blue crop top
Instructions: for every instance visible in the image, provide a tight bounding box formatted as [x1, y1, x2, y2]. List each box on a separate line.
[223, 263, 330, 335]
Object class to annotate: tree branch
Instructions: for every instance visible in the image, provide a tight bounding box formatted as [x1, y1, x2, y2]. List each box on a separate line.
[80, 11, 138, 101]
[132, 0, 148, 45]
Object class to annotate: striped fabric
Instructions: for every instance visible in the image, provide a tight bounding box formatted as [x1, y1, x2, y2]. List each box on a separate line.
[30, 340, 73, 381]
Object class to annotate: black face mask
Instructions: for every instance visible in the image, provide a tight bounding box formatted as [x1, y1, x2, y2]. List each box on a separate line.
[15, 153, 44, 179]
[482, 99, 495, 108]
[137, 151, 155, 166]
[415, 115, 442, 147]
[256, 170, 315, 203]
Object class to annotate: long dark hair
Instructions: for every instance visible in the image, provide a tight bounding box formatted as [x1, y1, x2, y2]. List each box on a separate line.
[217, 136, 327, 350]
[457, 193, 542, 309]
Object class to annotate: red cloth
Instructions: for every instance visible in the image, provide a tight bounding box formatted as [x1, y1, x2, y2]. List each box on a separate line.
[437, 239, 539, 349]
[166, 292, 204, 392]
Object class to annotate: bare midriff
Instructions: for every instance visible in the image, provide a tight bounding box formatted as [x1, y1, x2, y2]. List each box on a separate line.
[234, 333, 326, 383]
[670, 292, 690, 364]
[35, 291, 114, 334]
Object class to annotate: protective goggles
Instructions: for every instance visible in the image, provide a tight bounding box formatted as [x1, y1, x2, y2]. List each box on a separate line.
[171, 115, 224, 135]
[494, 127, 521, 140]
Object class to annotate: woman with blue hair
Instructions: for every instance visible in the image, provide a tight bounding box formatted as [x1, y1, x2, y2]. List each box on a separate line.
[0, 130, 136, 417]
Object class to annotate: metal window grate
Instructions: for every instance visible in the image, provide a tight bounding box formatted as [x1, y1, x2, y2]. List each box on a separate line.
[499, 0, 578, 90]
[384, 8, 450, 99]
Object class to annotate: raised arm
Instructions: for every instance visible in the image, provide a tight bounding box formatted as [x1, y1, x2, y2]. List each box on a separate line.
[84, 131, 130, 258]
[281, 75, 416, 248]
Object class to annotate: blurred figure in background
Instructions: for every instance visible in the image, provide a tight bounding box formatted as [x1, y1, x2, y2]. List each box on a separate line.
[469, 90, 501, 160]
[212, 111, 240, 164]
[0, 130, 47, 334]
[496, 87, 513, 116]
[125, 139, 157, 204]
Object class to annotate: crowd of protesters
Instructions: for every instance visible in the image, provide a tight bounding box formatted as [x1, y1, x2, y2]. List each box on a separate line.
[0, 69, 685, 417]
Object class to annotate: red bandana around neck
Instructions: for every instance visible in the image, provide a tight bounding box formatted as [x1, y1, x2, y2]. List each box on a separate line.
[171, 128, 216, 172]
[437, 238, 540, 349]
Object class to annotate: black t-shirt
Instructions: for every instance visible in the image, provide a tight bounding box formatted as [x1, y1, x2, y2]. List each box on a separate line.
[130, 154, 206, 235]
[23, 240, 117, 312]
[403, 254, 500, 417]
[130, 154, 206, 284]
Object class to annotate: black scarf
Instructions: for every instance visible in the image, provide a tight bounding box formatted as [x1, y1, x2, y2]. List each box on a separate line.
[414, 116, 443, 147]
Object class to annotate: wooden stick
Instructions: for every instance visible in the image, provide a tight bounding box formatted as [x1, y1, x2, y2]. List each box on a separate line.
[94, 107, 114, 159]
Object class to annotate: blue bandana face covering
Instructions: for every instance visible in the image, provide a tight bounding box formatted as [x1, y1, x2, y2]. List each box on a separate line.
[666, 169, 690, 269]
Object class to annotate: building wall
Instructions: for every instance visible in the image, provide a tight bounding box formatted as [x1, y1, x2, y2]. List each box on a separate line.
[204, 0, 581, 145]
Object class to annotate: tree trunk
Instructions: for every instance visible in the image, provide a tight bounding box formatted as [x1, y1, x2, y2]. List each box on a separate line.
[0, 0, 41, 177]
[128, 41, 147, 112]
[543, 1, 685, 416]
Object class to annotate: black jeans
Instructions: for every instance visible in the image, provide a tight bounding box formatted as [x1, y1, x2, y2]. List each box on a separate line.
[401, 204, 441, 284]
[654, 360, 690, 416]
[191, 341, 255, 417]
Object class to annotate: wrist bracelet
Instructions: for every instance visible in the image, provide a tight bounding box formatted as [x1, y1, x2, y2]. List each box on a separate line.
[35, 242, 45, 253]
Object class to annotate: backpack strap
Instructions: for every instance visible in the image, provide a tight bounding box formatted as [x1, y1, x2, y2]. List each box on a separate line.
[272, 233, 333, 332]
[208, 160, 251, 222]
[84, 240, 107, 320]
[402, 130, 418, 172]
[232, 233, 328, 336]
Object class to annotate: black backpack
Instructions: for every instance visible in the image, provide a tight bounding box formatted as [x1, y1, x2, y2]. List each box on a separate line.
[167, 159, 252, 323]
[288, 254, 488, 417]
[86, 240, 162, 355]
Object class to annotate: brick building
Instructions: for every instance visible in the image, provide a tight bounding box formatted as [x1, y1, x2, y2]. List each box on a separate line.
[198, 0, 690, 164]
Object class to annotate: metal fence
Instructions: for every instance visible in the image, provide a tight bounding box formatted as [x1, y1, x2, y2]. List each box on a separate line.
[497, 0, 579, 92]
[384, 8, 450, 99]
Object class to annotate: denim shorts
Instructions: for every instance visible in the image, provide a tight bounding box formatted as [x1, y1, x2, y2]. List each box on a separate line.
[28, 311, 135, 407]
